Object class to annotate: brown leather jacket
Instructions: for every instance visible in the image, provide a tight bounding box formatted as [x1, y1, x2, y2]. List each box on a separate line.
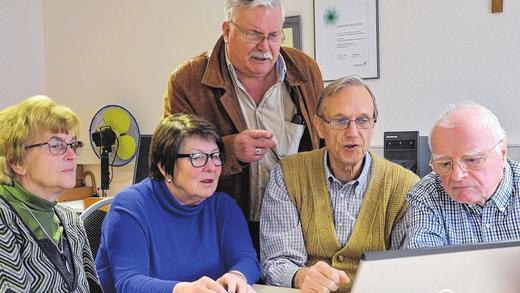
[163, 37, 323, 217]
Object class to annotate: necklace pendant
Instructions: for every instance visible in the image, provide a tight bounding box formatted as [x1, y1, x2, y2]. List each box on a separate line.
[61, 253, 71, 273]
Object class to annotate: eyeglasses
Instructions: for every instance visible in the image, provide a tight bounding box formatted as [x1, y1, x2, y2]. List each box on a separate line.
[318, 115, 377, 130]
[429, 140, 503, 176]
[176, 152, 226, 168]
[25, 139, 84, 155]
[229, 20, 285, 44]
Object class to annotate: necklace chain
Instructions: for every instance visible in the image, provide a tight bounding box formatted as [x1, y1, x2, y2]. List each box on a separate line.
[20, 202, 71, 273]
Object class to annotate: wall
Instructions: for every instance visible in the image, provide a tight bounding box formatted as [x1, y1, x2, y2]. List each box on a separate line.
[42, 0, 519, 156]
[373, 0, 520, 145]
[3, 0, 520, 194]
[0, 0, 46, 106]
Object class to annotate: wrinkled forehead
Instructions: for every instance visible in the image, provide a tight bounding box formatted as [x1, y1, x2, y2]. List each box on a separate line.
[431, 125, 496, 159]
[322, 86, 374, 117]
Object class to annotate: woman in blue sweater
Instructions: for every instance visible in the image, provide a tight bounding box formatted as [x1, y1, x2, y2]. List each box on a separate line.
[96, 114, 260, 293]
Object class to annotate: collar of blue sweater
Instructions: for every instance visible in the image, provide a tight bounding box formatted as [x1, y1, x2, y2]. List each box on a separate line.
[149, 178, 213, 217]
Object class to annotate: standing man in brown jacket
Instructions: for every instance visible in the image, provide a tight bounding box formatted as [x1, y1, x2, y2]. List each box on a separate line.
[163, 0, 323, 251]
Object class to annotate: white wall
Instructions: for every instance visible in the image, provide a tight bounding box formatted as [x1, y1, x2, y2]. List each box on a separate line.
[0, 0, 46, 107]
[372, 0, 520, 146]
[41, 0, 519, 159]
[3, 0, 520, 193]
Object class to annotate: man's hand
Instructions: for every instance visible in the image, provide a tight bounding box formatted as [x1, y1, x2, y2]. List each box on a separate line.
[294, 261, 350, 293]
[234, 129, 277, 163]
[173, 276, 227, 293]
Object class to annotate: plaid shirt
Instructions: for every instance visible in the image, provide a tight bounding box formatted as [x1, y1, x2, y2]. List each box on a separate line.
[394, 159, 520, 249]
[260, 151, 372, 287]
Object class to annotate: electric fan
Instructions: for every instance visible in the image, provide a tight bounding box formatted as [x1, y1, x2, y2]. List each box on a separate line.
[89, 105, 140, 196]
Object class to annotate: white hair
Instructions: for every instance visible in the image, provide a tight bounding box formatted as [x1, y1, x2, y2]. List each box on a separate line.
[224, 0, 285, 21]
[430, 101, 507, 150]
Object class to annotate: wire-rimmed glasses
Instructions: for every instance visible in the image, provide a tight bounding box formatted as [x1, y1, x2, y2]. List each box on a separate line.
[429, 140, 504, 175]
[318, 115, 377, 130]
[25, 139, 84, 155]
[229, 20, 285, 44]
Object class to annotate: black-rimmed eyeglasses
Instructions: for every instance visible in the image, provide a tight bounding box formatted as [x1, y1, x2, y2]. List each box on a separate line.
[176, 152, 226, 168]
[318, 115, 376, 130]
[229, 20, 285, 44]
[25, 139, 84, 155]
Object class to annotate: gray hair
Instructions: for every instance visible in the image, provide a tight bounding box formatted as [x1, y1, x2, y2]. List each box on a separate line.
[316, 75, 378, 120]
[431, 101, 507, 147]
[224, 0, 285, 21]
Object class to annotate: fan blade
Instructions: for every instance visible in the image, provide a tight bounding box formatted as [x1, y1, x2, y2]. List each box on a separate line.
[103, 108, 131, 133]
[117, 135, 137, 160]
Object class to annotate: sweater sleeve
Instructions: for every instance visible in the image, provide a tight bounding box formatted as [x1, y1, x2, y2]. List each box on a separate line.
[98, 190, 176, 293]
[218, 194, 260, 284]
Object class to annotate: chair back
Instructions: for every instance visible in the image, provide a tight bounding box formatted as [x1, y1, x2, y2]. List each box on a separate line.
[80, 196, 114, 259]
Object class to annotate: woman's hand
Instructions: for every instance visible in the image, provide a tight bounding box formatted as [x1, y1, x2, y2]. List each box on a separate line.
[216, 271, 255, 293]
[173, 276, 228, 293]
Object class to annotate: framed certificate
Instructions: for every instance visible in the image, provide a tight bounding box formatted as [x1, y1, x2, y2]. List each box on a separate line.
[314, 0, 380, 80]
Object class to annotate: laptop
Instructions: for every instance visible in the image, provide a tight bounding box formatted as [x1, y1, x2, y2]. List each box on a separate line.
[351, 240, 520, 293]
[132, 134, 152, 184]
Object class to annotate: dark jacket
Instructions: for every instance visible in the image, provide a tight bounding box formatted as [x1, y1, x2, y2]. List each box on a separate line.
[163, 37, 323, 217]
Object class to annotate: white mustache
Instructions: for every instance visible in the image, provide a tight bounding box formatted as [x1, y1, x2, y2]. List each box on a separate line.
[251, 51, 273, 60]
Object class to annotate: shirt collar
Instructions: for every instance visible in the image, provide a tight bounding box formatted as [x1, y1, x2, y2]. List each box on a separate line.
[2, 180, 57, 211]
[487, 160, 514, 212]
[323, 149, 372, 194]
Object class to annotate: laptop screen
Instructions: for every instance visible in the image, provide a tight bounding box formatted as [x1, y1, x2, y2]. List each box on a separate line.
[133, 134, 152, 184]
[351, 240, 520, 293]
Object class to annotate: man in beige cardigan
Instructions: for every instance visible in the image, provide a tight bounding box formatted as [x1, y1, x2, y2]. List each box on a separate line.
[260, 76, 419, 293]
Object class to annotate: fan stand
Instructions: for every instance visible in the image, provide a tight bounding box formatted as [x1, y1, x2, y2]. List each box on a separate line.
[100, 146, 111, 197]
[92, 126, 116, 197]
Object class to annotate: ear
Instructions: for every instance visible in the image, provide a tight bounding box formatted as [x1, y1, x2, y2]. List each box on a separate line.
[314, 115, 325, 139]
[500, 138, 508, 163]
[222, 20, 231, 43]
[157, 164, 168, 178]
[10, 162, 27, 176]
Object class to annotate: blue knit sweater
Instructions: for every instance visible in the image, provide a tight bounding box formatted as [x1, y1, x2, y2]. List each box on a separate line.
[95, 178, 260, 293]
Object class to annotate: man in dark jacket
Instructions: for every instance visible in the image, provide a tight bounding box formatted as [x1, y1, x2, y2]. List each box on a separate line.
[163, 0, 323, 250]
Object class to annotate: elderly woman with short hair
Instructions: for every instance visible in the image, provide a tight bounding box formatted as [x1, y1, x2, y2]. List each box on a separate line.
[96, 113, 260, 293]
[0, 96, 101, 292]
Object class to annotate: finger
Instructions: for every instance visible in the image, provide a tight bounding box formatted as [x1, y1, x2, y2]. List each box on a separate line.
[315, 261, 340, 284]
[246, 129, 274, 139]
[307, 262, 340, 291]
[312, 271, 339, 292]
[226, 279, 238, 293]
[253, 147, 263, 157]
[206, 281, 228, 293]
[338, 270, 350, 285]
[304, 276, 335, 293]
[255, 138, 277, 149]
[234, 278, 250, 293]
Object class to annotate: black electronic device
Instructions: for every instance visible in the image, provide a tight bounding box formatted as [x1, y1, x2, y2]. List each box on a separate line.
[384, 131, 432, 177]
[133, 134, 152, 184]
